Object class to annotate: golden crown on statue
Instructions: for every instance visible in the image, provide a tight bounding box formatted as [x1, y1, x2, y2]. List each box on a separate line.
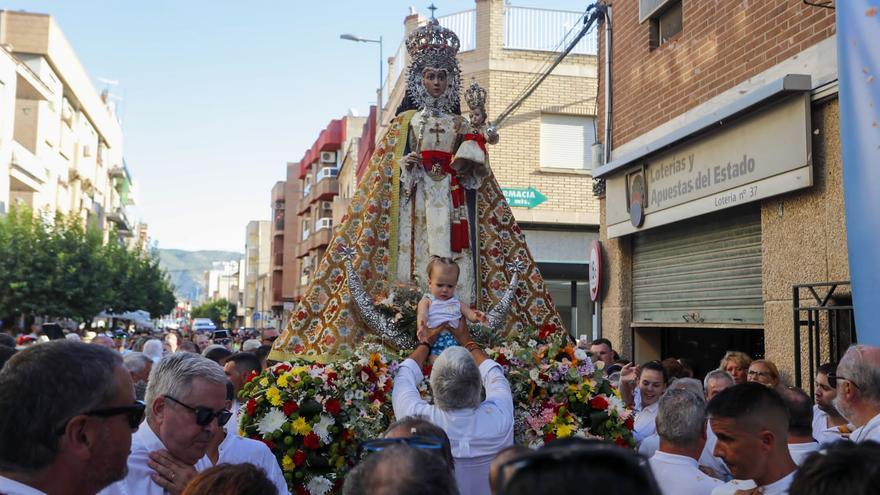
[406, 18, 460, 59]
[464, 79, 487, 109]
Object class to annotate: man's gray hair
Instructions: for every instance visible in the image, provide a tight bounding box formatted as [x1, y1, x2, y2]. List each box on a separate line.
[430, 346, 481, 411]
[839, 345, 880, 403]
[123, 352, 153, 375]
[142, 339, 164, 362]
[668, 377, 704, 398]
[343, 444, 459, 495]
[656, 388, 706, 445]
[703, 369, 735, 391]
[145, 352, 227, 419]
[0, 341, 122, 472]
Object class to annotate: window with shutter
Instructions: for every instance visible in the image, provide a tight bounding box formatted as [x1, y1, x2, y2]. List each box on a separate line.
[540, 114, 595, 171]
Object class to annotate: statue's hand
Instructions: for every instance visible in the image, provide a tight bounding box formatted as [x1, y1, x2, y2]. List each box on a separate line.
[402, 152, 421, 171]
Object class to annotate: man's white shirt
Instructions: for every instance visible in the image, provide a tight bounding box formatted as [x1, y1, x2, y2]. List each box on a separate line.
[788, 441, 820, 466]
[196, 430, 290, 495]
[633, 401, 659, 446]
[711, 471, 795, 495]
[99, 422, 210, 495]
[649, 451, 723, 495]
[851, 411, 880, 443]
[811, 405, 851, 444]
[0, 475, 47, 495]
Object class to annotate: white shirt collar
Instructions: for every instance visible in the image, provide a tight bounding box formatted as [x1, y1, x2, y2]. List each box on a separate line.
[760, 470, 796, 495]
[852, 411, 880, 442]
[0, 474, 47, 495]
[134, 421, 168, 452]
[652, 450, 699, 467]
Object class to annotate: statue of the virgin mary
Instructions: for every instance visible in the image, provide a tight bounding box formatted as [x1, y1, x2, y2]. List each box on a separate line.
[270, 17, 564, 361]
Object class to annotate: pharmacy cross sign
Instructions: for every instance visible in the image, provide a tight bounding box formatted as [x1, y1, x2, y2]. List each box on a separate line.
[501, 187, 547, 209]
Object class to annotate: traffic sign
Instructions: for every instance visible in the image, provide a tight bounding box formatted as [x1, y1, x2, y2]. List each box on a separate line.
[501, 187, 547, 209]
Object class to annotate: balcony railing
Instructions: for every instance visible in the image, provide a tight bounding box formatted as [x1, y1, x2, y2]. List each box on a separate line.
[504, 6, 597, 55]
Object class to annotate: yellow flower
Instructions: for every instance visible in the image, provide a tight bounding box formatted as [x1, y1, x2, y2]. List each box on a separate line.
[282, 455, 294, 472]
[259, 377, 270, 388]
[277, 373, 290, 388]
[291, 366, 309, 376]
[266, 387, 283, 407]
[291, 416, 312, 435]
[556, 423, 573, 438]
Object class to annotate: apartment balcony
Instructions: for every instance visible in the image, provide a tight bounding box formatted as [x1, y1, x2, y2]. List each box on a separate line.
[504, 7, 598, 55]
[9, 140, 45, 192]
[307, 223, 332, 252]
[106, 207, 133, 234]
[311, 172, 339, 201]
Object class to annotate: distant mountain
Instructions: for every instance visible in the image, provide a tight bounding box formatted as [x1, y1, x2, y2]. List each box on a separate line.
[157, 249, 242, 303]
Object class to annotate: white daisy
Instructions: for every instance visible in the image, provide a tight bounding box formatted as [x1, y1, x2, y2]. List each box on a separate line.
[307, 476, 333, 495]
[256, 408, 287, 436]
[313, 414, 335, 443]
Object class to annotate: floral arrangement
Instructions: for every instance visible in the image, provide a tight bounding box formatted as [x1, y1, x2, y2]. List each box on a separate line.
[486, 324, 635, 448]
[238, 345, 398, 495]
[372, 280, 423, 340]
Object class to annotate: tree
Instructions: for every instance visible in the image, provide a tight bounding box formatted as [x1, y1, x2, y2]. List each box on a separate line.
[191, 298, 236, 327]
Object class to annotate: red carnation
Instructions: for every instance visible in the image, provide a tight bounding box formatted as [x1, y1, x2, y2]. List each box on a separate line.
[293, 449, 307, 466]
[283, 401, 299, 416]
[625, 416, 634, 430]
[303, 432, 320, 450]
[244, 371, 259, 384]
[614, 436, 628, 447]
[246, 399, 257, 417]
[324, 399, 341, 416]
[590, 396, 609, 411]
[543, 432, 556, 443]
[294, 486, 309, 495]
[262, 438, 276, 451]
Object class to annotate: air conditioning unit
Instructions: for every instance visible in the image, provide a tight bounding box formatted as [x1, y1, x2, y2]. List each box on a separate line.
[321, 201, 333, 210]
[315, 217, 333, 231]
[320, 151, 336, 163]
[316, 167, 339, 182]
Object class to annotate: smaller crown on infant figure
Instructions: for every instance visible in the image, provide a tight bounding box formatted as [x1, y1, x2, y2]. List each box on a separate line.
[451, 79, 498, 186]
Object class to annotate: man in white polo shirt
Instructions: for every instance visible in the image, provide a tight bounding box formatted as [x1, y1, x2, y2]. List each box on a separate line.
[832, 344, 880, 443]
[649, 388, 723, 495]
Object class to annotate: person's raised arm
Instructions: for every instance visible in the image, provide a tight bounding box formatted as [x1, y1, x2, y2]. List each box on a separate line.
[618, 363, 639, 408]
[449, 319, 488, 366]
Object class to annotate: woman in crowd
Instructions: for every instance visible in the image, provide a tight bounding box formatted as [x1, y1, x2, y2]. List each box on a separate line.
[747, 359, 781, 389]
[719, 351, 752, 385]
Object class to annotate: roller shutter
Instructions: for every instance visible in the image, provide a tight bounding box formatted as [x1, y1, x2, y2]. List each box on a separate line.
[632, 206, 763, 324]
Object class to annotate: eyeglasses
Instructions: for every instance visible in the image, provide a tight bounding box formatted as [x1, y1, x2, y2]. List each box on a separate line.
[496, 440, 661, 495]
[357, 436, 444, 460]
[163, 395, 232, 427]
[827, 373, 859, 390]
[56, 400, 146, 435]
[747, 370, 772, 378]
[86, 401, 146, 429]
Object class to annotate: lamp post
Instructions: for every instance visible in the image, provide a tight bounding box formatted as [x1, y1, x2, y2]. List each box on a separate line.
[340, 33, 384, 126]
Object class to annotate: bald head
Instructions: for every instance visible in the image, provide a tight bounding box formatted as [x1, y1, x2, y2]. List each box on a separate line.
[838, 345, 880, 403]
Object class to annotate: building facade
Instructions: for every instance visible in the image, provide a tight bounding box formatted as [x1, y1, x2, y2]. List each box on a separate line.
[243, 220, 271, 328]
[0, 11, 136, 242]
[287, 115, 365, 303]
[377, 0, 601, 338]
[593, 1, 843, 385]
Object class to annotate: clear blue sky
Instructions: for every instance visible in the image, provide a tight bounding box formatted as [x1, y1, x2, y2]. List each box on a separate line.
[4, 1, 590, 252]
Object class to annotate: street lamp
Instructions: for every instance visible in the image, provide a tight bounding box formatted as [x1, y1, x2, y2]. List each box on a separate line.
[340, 33, 384, 126]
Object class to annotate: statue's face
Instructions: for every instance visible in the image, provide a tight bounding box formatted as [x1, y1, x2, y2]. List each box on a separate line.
[422, 68, 448, 98]
[470, 106, 486, 126]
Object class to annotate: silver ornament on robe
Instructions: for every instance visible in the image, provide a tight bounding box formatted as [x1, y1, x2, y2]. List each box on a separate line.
[483, 258, 525, 334]
[341, 246, 417, 350]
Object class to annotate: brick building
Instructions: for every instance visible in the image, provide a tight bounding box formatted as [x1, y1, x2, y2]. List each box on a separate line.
[593, 1, 844, 386]
[379, 0, 602, 338]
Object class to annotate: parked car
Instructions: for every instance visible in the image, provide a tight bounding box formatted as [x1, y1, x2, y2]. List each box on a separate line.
[191, 318, 216, 334]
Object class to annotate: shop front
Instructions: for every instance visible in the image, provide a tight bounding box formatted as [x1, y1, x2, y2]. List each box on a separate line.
[594, 74, 834, 378]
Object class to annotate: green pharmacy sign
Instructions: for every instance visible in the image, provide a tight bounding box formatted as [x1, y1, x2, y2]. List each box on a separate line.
[501, 187, 547, 209]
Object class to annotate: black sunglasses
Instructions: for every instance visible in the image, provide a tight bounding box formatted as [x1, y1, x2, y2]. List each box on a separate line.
[87, 400, 146, 429]
[56, 400, 146, 435]
[496, 441, 661, 495]
[357, 436, 444, 459]
[164, 395, 232, 427]
[827, 372, 857, 389]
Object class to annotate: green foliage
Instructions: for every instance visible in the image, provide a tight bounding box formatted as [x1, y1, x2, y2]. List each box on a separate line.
[0, 206, 177, 327]
[191, 298, 236, 326]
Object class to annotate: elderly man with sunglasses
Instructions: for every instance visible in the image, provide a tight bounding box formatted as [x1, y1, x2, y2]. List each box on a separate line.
[101, 352, 230, 495]
[392, 321, 514, 495]
[0, 340, 141, 495]
[831, 344, 880, 443]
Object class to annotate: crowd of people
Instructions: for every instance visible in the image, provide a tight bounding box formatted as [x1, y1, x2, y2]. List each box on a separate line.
[1, 325, 880, 495]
